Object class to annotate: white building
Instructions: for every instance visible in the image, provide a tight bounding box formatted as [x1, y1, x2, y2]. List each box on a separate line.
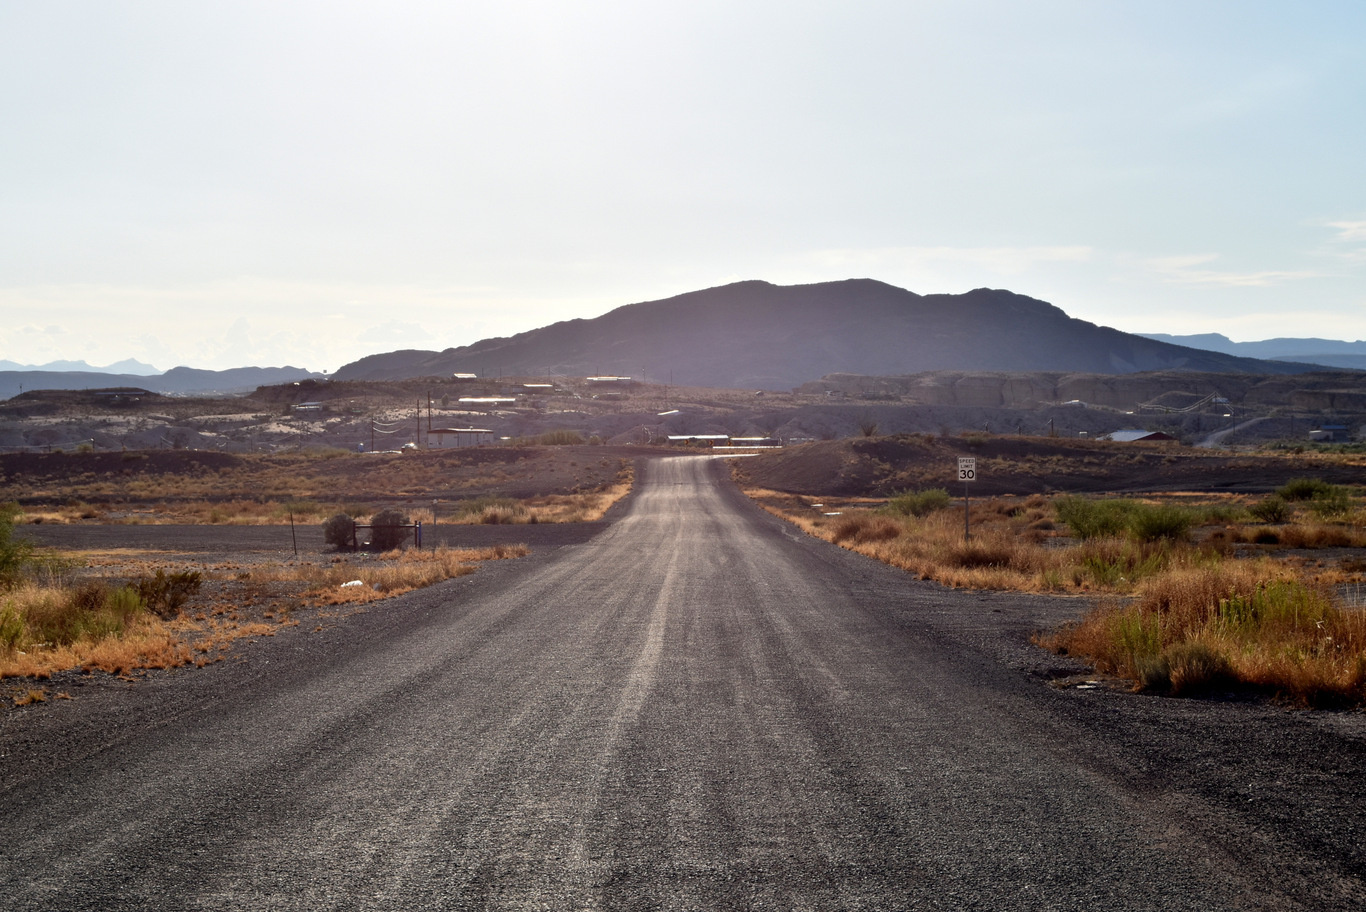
[428, 428, 494, 448]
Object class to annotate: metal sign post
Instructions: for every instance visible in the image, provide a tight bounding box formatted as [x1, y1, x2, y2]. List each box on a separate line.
[958, 457, 977, 541]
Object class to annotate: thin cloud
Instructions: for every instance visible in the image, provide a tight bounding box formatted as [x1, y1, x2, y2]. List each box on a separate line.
[1146, 254, 1318, 287]
[1327, 220, 1366, 243]
[814, 246, 1094, 276]
[1321, 220, 1366, 263]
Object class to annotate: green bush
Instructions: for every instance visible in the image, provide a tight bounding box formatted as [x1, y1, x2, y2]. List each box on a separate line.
[1216, 580, 1334, 635]
[1077, 539, 1172, 588]
[1129, 504, 1195, 543]
[1249, 495, 1291, 523]
[369, 509, 411, 551]
[1197, 502, 1246, 524]
[22, 581, 147, 646]
[0, 502, 36, 586]
[134, 569, 202, 620]
[1307, 486, 1353, 520]
[1054, 497, 1134, 539]
[1056, 497, 1194, 542]
[1277, 477, 1334, 502]
[0, 603, 25, 650]
[884, 488, 952, 517]
[323, 513, 357, 550]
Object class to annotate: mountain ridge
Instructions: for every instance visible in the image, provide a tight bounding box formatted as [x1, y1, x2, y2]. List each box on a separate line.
[0, 365, 322, 401]
[0, 358, 161, 375]
[334, 279, 1323, 389]
[1139, 332, 1366, 371]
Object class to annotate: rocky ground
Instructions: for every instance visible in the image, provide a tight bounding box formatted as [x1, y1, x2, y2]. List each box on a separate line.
[2, 372, 1361, 455]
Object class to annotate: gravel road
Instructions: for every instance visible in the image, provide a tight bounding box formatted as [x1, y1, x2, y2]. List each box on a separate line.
[1, 456, 1364, 910]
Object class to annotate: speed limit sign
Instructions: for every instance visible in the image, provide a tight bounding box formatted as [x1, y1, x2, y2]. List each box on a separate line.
[958, 457, 977, 482]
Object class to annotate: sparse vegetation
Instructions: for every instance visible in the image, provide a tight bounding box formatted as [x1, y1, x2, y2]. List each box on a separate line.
[0, 442, 629, 691]
[1042, 568, 1366, 706]
[883, 488, 952, 518]
[1277, 477, 1335, 502]
[0, 544, 528, 682]
[515, 430, 585, 446]
[1248, 495, 1291, 524]
[0, 503, 41, 585]
[746, 482, 1366, 706]
[452, 496, 529, 524]
[1054, 497, 1194, 543]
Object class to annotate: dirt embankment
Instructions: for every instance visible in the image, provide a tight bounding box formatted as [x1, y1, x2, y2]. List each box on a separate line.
[734, 434, 1366, 497]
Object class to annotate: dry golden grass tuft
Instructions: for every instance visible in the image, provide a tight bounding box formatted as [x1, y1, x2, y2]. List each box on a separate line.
[288, 544, 530, 606]
[752, 492, 1076, 593]
[0, 544, 529, 682]
[1042, 562, 1366, 705]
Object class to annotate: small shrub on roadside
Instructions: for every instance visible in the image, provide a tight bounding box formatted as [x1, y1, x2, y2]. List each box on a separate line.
[368, 509, 411, 551]
[829, 513, 902, 545]
[884, 488, 952, 518]
[11, 580, 147, 647]
[946, 540, 1016, 569]
[135, 569, 202, 619]
[1138, 643, 1234, 696]
[322, 513, 357, 551]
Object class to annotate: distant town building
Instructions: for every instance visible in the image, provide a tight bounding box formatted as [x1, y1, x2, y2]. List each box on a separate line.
[428, 428, 494, 448]
[1103, 429, 1177, 443]
[1309, 425, 1349, 442]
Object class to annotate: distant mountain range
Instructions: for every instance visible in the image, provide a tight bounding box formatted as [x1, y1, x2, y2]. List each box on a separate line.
[1138, 333, 1366, 371]
[0, 365, 322, 401]
[333, 279, 1327, 390]
[5, 281, 1359, 400]
[0, 358, 161, 375]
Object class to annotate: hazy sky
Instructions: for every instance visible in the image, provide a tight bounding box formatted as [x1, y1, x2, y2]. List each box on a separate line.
[3, 1, 1364, 372]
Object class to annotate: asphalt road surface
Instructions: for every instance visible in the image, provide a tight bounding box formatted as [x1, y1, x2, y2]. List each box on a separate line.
[2, 456, 1364, 910]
